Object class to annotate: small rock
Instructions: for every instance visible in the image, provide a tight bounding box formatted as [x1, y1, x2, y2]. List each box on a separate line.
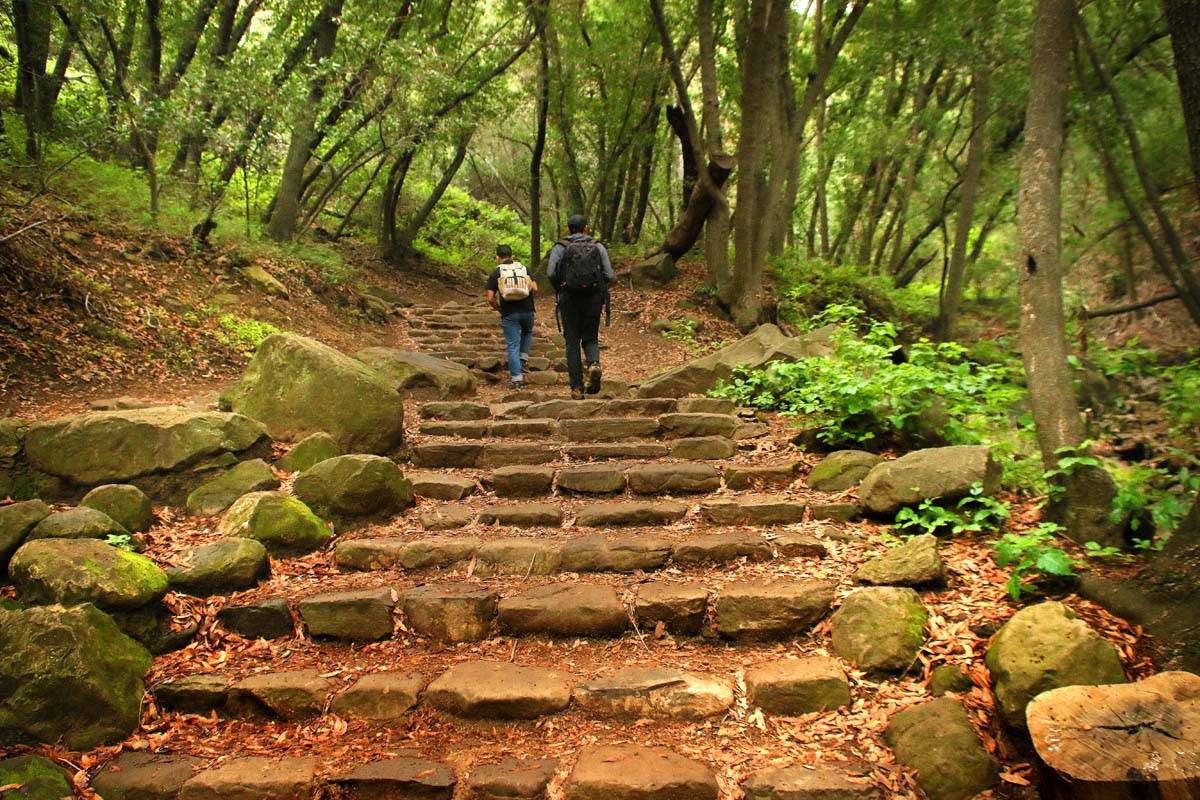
[810, 503, 863, 522]
[331, 671, 423, 720]
[275, 431, 340, 473]
[491, 466, 556, 497]
[563, 744, 717, 800]
[807, 450, 884, 492]
[421, 420, 491, 438]
[409, 471, 476, 500]
[329, 758, 455, 800]
[92, 752, 202, 800]
[929, 664, 972, 696]
[292, 454, 414, 522]
[635, 582, 709, 635]
[28, 506, 129, 542]
[566, 443, 669, 460]
[676, 397, 735, 414]
[830, 587, 928, 672]
[153, 674, 230, 715]
[772, 533, 827, 558]
[297, 587, 397, 640]
[186, 459, 279, 516]
[574, 667, 732, 720]
[227, 669, 332, 720]
[237, 264, 289, 297]
[421, 506, 476, 530]
[885, 697, 998, 800]
[854, 534, 946, 586]
[467, 757, 558, 800]
[492, 418, 557, 438]
[745, 656, 851, 715]
[218, 492, 332, 554]
[217, 598, 293, 639]
[403, 584, 497, 643]
[414, 442, 482, 468]
[498, 583, 627, 637]
[724, 463, 797, 491]
[167, 538, 270, 595]
[672, 532, 772, 564]
[424, 661, 572, 719]
[179, 757, 316, 800]
[80, 484, 154, 533]
[734, 422, 771, 440]
[715, 580, 834, 641]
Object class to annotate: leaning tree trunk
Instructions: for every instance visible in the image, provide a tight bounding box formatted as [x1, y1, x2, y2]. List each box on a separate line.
[1166, 0, 1200, 201]
[655, 155, 735, 259]
[1018, 0, 1120, 546]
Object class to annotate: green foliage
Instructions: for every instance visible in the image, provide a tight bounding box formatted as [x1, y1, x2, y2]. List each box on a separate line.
[413, 185, 534, 271]
[1163, 358, 1200, 436]
[1109, 460, 1200, 540]
[894, 483, 1011, 536]
[104, 534, 136, 552]
[214, 315, 283, 355]
[993, 523, 1079, 600]
[772, 258, 938, 331]
[712, 307, 1024, 448]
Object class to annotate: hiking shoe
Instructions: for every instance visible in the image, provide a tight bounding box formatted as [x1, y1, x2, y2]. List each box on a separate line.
[571, 388, 585, 400]
[520, 352, 530, 363]
[510, 380, 524, 391]
[586, 363, 602, 395]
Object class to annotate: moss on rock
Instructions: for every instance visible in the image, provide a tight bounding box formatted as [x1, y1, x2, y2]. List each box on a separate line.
[218, 491, 332, 554]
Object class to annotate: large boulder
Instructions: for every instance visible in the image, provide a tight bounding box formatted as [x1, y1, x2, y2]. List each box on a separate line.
[985, 601, 1126, 729]
[0, 603, 151, 749]
[292, 455, 413, 523]
[80, 484, 154, 533]
[0, 499, 50, 574]
[807, 450, 883, 492]
[830, 587, 928, 672]
[9, 538, 168, 610]
[218, 492, 332, 554]
[220, 334, 406, 454]
[636, 323, 836, 398]
[885, 697, 998, 800]
[629, 252, 677, 286]
[185, 459, 279, 516]
[858, 445, 1001, 516]
[356, 347, 477, 400]
[22, 406, 269, 501]
[0, 755, 73, 800]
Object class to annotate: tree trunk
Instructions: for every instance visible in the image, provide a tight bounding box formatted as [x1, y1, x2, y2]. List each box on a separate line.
[632, 137, 655, 241]
[666, 105, 698, 212]
[698, 0, 733, 297]
[530, 0, 550, 263]
[12, 0, 52, 159]
[267, 0, 344, 242]
[395, 128, 474, 255]
[657, 155, 736, 259]
[1018, 0, 1120, 546]
[1165, 0, 1200, 201]
[936, 65, 990, 341]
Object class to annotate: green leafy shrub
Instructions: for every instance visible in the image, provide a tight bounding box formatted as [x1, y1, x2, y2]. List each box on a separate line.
[894, 483, 1011, 536]
[1109, 461, 1200, 541]
[993, 523, 1078, 600]
[105, 533, 136, 551]
[772, 257, 937, 332]
[215, 314, 283, 354]
[712, 307, 1024, 448]
[1163, 357, 1200, 435]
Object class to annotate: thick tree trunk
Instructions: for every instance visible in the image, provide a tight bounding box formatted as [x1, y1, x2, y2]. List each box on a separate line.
[1019, 0, 1120, 546]
[530, 0, 550, 263]
[1166, 0, 1200, 201]
[657, 155, 735, 259]
[632, 138, 655, 241]
[12, 0, 52, 159]
[666, 105, 698, 212]
[267, 0, 344, 242]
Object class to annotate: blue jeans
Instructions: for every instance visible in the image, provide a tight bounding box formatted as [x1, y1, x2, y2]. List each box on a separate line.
[500, 311, 535, 380]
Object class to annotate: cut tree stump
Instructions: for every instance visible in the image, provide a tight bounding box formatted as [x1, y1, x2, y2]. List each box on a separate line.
[1027, 671, 1200, 800]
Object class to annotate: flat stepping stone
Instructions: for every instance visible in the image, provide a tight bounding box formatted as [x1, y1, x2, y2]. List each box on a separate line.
[830, 587, 928, 672]
[658, 412, 737, 438]
[772, 532, 828, 558]
[524, 371, 564, 385]
[331, 671, 423, 720]
[715, 580, 835, 641]
[478, 503, 564, 528]
[409, 471, 476, 500]
[94, 753, 202, 800]
[336, 537, 480, 570]
[491, 418, 558, 437]
[227, 669, 333, 720]
[560, 417, 661, 442]
[605, 398, 677, 416]
[217, 597, 294, 639]
[179, 756, 317, 800]
[724, 463, 798, 490]
[676, 397, 736, 414]
[556, 465, 627, 494]
[499, 583, 628, 637]
[574, 667, 733, 720]
[668, 436, 737, 460]
[424, 661, 572, 719]
[421, 506, 476, 530]
[478, 443, 558, 467]
[420, 420, 491, 438]
[559, 534, 672, 572]
[626, 463, 721, 494]
[741, 765, 881, 799]
[328, 758, 455, 800]
[811, 502, 863, 522]
[700, 495, 807, 525]
[467, 757, 558, 800]
[403, 584, 497, 642]
[474, 538, 563, 576]
[566, 443, 669, 460]
[491, 466, 556, 497]
[414, 443, 482, 468]
[854, 533, 946, 586]
[420, 401, 490, 420]
[745, 656, 851, 714]
[297, 587, 396, 640]
[635, 582, 709, 635]
[576, 501, 688, 527]
[672, 532, 772, 564]
[563, 744, 718, 800]
[522, 400, 606, 420]
[153, 674, 230, 715]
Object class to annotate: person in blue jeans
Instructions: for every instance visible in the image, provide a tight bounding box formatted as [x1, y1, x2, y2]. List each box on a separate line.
[485, 244, 538, 390]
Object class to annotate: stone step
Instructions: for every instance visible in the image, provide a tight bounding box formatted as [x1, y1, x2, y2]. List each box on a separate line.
[416, 397, 737, 421]
[414, 414, 740, 445]
[335, 530, 826, 577]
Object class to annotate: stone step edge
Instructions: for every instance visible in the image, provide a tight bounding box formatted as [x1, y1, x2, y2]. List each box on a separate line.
[411, 463, 802, 495]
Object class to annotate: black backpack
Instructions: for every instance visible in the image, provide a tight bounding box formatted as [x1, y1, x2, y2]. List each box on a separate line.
[556, 237, 605, 292]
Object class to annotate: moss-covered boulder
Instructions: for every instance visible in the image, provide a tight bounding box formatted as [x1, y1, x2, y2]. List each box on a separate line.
[0, 418, 30, 501]
[9, 538, 168, 610]
[276, 432, 340, 473]
[292, 455, 413, 523]
[885, 697, 998, 800]
[166, 538, 270, 596]
[0, 755, 73, 800]
[807, 450, 883, 492]
[218, 491, 332, 554]
[830, 587, 928, 672]
[985, 601, 1126, 729]
[22, 406, 269, 495]
[220, 334, 406, 454]
[81, 484, 154, 533]
[355, 347, 477, 400]
[0, 603, 151, 749]
[0, 499, 50, 575]
[185, 459, 279, 517]
[854, 534, 946, 586]
[28, 506, 129, 542]
[858, 445, 1001, 516]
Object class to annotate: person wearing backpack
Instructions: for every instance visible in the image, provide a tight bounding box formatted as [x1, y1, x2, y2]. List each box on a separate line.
[486, 244, 538, 390]
[547, 214, 614, 399]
